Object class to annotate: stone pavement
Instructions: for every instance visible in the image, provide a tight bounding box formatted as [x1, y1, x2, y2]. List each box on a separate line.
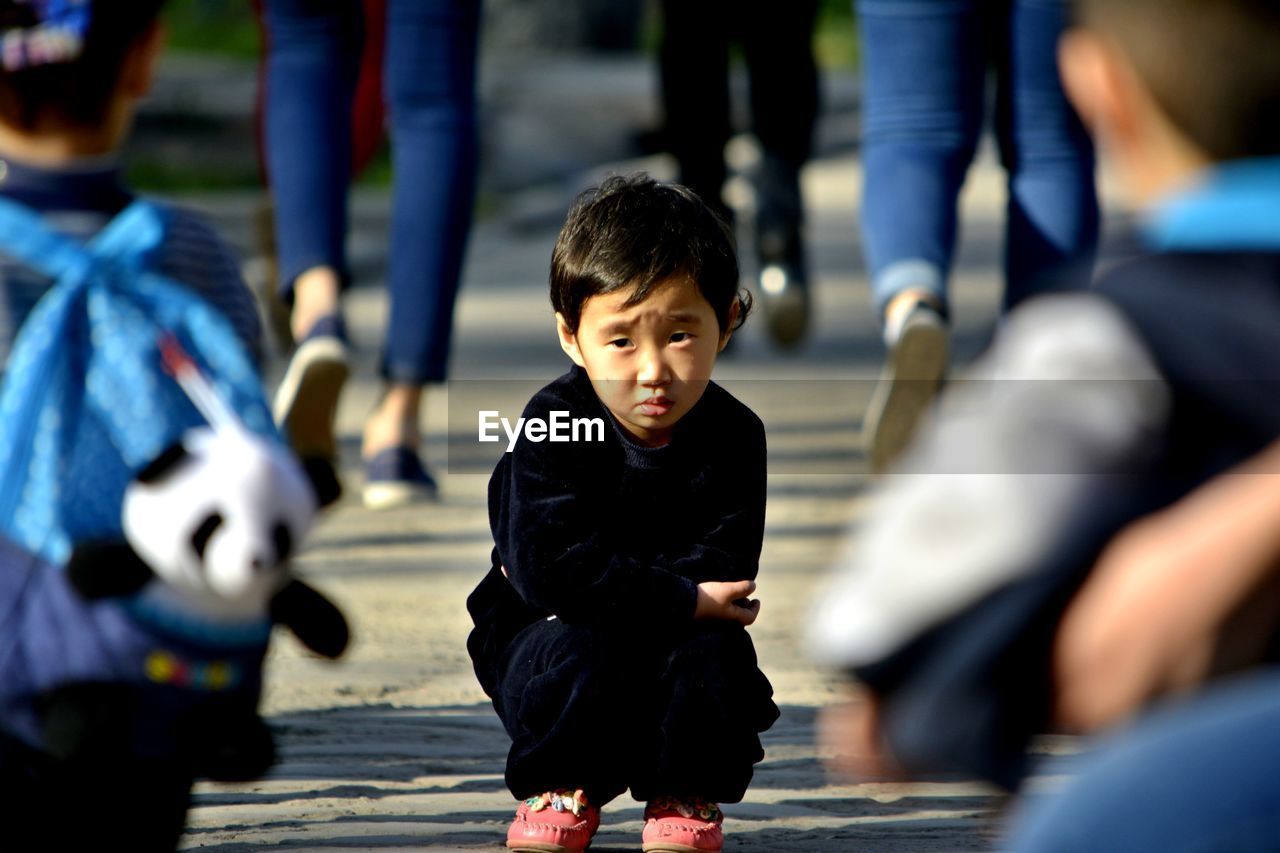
[169, 109, 1076, 846]
[0, 0, 1145, 829]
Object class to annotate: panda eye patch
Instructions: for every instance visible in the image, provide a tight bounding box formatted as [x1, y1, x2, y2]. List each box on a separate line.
[273, 523, 293, 564]
[137, 442, 191, 484]
[190, 512, 224, 561]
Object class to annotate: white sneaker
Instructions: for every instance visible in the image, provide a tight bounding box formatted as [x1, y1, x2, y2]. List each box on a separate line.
[863, 302, 949, 474]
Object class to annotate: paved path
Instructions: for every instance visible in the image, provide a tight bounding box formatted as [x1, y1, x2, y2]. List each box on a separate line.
[174, 134, 1042, 850]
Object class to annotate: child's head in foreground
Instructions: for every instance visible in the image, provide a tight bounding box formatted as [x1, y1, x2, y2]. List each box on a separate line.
[551, 173, 751, 447]
[1062, 0, 1280, 203]
[0, 0, 166, 156]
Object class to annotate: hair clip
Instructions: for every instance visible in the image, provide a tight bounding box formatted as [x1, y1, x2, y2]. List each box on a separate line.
[0, 0, 91, 71]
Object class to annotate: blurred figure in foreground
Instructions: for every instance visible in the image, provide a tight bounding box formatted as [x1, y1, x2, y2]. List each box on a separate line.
[0, 0, 261, 369]
[810, 0, 1280, 800]
[821, 439, 1280, 850]
[0, 2, 341, 846]
[857, 0, 1098, 473]
[657, 0, 820, 349]
[1015, 438, 1280, 850]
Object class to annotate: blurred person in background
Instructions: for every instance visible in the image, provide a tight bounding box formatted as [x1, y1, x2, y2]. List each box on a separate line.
[857, 0, 1098, 473]
[656, 0, 820, 350]
[257, 0, 480, 508]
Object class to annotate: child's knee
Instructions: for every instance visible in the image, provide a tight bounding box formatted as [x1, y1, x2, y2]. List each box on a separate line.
[672, 622, 757, 668]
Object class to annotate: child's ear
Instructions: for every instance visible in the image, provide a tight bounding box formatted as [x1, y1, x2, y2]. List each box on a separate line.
[1059, 29, 1115, 136]
[717, 298, 741, 353]
[1059, 26, 1202, 202]
[1059, 27, 1149, 152]
[121, 21, 166, 100]
[555, 313, 586, 368]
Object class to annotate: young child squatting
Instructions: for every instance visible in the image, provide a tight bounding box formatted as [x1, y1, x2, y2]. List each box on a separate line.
[467, 174, 778, 853]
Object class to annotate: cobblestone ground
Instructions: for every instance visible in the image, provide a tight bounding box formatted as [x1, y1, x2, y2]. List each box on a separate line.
[177, 149, 1025, 851]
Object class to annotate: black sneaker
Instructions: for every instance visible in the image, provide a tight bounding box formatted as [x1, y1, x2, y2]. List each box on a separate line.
[362, 446, 439, 509]
[757, 252, 810, 348]
[754, 156, 810, 349]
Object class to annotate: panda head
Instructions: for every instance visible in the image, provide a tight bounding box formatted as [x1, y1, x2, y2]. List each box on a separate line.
[120, 426, 318, 618]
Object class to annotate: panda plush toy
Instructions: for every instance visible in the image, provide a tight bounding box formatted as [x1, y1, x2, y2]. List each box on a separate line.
[72, 421, 348, 655]
[0, 353, 349, 850]
[70, 420, 350, 655]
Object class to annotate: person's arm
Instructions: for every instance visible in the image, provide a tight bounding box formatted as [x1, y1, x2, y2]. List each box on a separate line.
[489, 387, 693, 628]
[1055, 440, 1280, 732]
[671, 410, 768, 624]
[496, 388, 766, 629]
[495, 436, 695, 627]
[658, 409, 768, 584]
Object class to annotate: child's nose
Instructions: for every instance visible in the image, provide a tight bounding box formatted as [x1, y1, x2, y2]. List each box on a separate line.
[637, 347, 672, 385]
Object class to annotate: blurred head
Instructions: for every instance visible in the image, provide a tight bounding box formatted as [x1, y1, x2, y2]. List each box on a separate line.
[0, 0, 166, 147]
[1062, 0, 1280, 202]
[551, 174, 749, 446]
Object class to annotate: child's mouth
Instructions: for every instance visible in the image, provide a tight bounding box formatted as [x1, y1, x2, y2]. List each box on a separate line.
[638, 396, 674, 417]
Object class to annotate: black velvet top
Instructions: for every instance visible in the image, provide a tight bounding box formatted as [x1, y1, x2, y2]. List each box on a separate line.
[466, 366, 767, 690]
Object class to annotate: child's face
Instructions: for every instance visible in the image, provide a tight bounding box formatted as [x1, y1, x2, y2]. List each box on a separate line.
[557, 276, 734, 447]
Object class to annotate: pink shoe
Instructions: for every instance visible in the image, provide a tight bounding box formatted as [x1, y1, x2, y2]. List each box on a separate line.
[641, 797, 725, 853]
[507, 789, 600, 853]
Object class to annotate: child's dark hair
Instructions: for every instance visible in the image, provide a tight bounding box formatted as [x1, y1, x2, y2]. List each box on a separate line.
[0, 0, 166, 131]
[1076, 0, 1280, 161]
[551, 173, 751, 335]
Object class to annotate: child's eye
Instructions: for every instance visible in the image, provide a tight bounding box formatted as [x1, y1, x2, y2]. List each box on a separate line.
[608, 338, 631, 349]
[670, 332, 692, 343]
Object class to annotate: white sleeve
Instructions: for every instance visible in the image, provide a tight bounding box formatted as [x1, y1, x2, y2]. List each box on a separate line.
[808, 293, 1171, 669]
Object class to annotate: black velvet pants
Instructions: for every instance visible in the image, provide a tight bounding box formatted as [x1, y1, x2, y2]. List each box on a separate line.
[488, 618, 779, 806]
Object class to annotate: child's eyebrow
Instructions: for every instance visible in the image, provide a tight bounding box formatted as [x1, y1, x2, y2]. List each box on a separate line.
[666, 312, 705, 325]
[598, 321, 633, 338]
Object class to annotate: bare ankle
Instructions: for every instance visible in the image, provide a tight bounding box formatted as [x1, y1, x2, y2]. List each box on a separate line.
[363, 384, 424, 456]
[883, 288, 943, 346]
[290, 266, 342, 340]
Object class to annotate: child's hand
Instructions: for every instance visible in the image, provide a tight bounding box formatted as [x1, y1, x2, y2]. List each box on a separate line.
[695, 580, 761, 625]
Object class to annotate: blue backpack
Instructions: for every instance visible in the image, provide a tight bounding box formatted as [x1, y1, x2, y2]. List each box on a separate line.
[0, 198, 347, 820]
[0, 197, 275, 566]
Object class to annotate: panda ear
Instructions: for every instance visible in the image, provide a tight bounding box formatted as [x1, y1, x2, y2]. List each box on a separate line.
[67, 541, 154, 599]
[299, 455, 342, 509]
[136, 442, 190, 484]
[270, 579, 349, 658]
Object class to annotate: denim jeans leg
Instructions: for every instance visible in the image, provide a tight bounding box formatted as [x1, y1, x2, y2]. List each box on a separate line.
[262, 0, 363, 301]
[856, 0, 987, 321]
[381, 0, 481, 385]
[995, 0, 1098, 310]
[1008, 671, 1280, 852]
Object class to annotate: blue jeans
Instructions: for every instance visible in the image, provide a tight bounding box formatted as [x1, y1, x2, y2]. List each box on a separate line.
[263, 0, 480, 384]
[1008, 671, 1280, 851]
[856, 0, 1098, 319]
